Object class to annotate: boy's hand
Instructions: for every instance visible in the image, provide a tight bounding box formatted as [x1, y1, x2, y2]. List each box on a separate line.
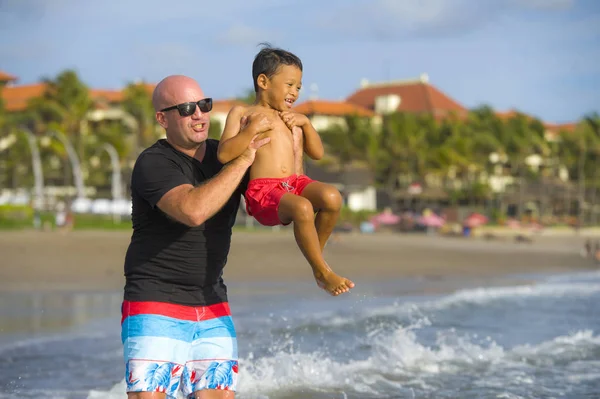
[279, 111, 309, 131]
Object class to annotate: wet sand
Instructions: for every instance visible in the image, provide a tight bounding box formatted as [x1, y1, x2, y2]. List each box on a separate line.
[0, 229, 595, 293]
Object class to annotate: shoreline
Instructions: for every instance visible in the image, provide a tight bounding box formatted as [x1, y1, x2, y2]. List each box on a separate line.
[0, 230, 595, 294]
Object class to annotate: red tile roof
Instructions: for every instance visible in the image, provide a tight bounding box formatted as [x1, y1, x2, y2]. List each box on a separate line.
[496, 109, 578, 133]
[0, 71, 17, 83]
[293, 100, 375, 117]
[2, 83, 47, 111]
[346, 77, 467, 117]
[544, 122, 578, 133]
[90, 89, 123, 103]
[2, 82, 157, 112]
[495, 109, 539, 121]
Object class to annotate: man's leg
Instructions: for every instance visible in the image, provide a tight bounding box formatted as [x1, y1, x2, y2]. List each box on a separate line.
[193, 389, 236, 398]
[186, 302, 239, 398]
[128, 393, 167, 399]
[122, 301, 195, 398]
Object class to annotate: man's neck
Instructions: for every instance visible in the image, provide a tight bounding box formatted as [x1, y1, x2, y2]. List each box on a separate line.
[166, 138, 207, 161]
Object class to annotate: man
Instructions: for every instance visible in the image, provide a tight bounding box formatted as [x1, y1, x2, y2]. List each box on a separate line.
[121, 75, 273, 399]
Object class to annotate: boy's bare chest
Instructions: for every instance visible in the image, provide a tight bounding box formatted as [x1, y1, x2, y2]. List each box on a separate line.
[246, 110, 292, 139]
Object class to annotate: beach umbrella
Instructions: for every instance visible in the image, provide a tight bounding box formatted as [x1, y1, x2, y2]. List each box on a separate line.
[506, 219, 521, 229]
[464, 213, 488, 228]
[371, 210, 401, 226]
[418, 213, 446, 227]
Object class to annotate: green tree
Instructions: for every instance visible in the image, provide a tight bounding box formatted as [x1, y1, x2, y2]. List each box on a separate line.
[237, 88, 256, 105]
[208, 119, 222, 140]
[122, 82, 157, 154]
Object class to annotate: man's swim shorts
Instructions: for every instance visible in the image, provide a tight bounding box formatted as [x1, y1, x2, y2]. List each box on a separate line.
[121, 300, 238, 397]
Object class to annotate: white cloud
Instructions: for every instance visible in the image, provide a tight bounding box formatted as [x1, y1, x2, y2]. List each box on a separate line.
[216, 24, 281, 46]
[513, 0, 576, 11]
[310, 0, 582, 41]
[312, 0, 497, 40]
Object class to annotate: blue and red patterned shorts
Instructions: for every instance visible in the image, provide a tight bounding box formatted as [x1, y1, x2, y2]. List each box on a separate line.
[121, 300, 238, 398]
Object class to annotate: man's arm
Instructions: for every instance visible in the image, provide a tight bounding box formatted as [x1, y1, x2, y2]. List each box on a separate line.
[157, 156, 252, 226]
[217, 106, 270, 164]
[136, 120, 271, 227]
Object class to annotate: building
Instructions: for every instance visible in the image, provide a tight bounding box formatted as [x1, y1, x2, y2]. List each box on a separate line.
[293, 99, 377, 131]
[346, 73, 467, 119]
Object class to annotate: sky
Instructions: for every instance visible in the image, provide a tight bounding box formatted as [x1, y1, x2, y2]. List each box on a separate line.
[0, 0, 598, 123]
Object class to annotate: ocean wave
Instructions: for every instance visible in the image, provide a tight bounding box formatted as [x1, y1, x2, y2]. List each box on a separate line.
[88, 328, 600, 399]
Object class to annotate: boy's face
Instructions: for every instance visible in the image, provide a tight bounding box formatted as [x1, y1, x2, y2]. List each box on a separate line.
[264, 65, 302, 111]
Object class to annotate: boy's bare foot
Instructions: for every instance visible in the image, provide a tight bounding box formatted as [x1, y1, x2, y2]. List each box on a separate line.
[314, 268, 355, 296]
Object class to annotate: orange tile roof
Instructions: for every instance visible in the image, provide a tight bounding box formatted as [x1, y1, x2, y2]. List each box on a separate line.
[346, 78, 467, 116]
[495, 109, 539, 121]
[2, 82, 157, 112]
[293, 100, 375, 117]
[2, 83, 47, 111]
[496, 110, 579, 133]
[140, 83, 156, 94]
[90, 89, 123, 103]
[544, 122, 578, 133]
[0, 71, 17, 83]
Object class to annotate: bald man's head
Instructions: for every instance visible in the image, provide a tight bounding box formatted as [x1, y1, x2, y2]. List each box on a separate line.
[152, 75, 203, 112]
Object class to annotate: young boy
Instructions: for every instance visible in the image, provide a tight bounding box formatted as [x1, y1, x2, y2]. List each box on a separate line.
[217, 44, 354, 296]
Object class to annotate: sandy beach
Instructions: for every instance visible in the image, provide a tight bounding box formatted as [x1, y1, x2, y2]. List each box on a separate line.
[0, 229, 596, 293]
[1, 229, 599, 399]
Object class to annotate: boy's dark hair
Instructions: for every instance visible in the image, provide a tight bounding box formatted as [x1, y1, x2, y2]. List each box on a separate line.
[252, 43, 303, 92]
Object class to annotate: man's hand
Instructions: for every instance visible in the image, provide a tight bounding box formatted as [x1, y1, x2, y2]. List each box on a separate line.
[242, 112, 273, 136]
[278, 111, 309, 131]
[236, 135, 270, 167]
[235, 112, 272, 167]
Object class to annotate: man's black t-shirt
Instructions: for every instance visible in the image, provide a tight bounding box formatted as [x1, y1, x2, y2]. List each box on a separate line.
[123, 139, 245, 306]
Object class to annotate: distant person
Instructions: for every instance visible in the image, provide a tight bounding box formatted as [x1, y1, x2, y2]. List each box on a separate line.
[582, 239, 592, 258]
[217, 43, 354, 296]
[121, 74, 271, 398]
[54, 202, 66, 230]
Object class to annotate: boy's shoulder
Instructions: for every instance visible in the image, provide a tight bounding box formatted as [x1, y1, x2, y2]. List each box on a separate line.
[227, 103, 251, 115]
[229, 103, 274, 115]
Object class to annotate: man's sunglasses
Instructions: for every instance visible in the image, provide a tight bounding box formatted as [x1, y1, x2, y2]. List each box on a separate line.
[160, 98, 213, 117]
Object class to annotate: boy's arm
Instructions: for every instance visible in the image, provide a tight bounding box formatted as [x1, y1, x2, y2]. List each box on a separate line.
[217, 105, 259, 164]
[279, 111, 324, 160]
[300, 120, 324, 160]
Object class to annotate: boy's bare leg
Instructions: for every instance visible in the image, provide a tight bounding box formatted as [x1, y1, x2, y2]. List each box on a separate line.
[300, 182, 342, 251]
[278, 193, 354, 296]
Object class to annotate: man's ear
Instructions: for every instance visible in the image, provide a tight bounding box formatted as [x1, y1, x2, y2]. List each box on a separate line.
[257, 74, 269, 90]
[156, 112, 168, 129]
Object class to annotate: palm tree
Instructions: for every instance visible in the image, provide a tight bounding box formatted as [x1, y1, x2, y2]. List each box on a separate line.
[319, 114, 381, 200]
[377, 112, 428, 209]
[27, 70, 92, 154]
[502, 113, 548, 217]
[122, 82, 157, 155]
